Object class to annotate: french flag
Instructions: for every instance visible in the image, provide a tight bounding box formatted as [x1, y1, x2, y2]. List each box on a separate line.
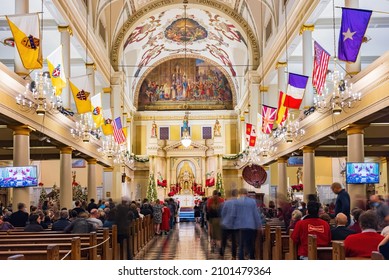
[283, 73, 309, 109]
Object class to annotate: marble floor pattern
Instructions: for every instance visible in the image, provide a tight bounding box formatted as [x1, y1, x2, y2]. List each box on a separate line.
[135, 222, 233, 260]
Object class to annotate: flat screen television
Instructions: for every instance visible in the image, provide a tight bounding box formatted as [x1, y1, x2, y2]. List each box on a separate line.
[346, 162, 379, 184]
[0, 166, 38, 188]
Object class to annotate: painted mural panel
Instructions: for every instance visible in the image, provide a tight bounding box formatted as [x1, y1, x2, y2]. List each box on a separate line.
[137, 58, 233, 111]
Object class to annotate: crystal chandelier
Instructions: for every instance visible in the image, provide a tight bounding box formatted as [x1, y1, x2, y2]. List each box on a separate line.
[70, 113, 100, 143]
[274, 116, 305, 143]
[256, 134, 277, 157]
[314, 64, 361, 115]
[98, 136, 120, 158]
[240, 147, 261, 166]
[16, 71, 62, 116]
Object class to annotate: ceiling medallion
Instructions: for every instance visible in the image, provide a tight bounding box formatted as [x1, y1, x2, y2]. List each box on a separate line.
[164, 18, 208, 42]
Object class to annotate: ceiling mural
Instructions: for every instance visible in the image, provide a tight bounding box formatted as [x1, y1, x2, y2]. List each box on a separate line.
[122, 7, 249, 105]
[137, 57, 234, 111]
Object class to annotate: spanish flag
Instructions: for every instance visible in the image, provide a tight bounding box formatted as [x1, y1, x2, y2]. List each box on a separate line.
[276, 90, 289, 125]
[69, 75, 92, 114]
[47, 45, 66, 96]
[6, 13, 42, 69]
[101, 109, 113, 135]
[91, 93, 104, 128]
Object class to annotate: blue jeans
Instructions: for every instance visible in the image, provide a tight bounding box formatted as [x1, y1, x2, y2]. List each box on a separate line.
[239, 229, 257, 260]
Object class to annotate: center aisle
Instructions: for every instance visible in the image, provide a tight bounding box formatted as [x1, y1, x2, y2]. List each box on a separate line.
[136, 222, 228, 260]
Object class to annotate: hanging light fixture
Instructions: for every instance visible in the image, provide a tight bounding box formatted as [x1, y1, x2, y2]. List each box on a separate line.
[97, 135, 120, 158]
[256, 134, 277, 157]
[70, 113, 100, 142]
[313, 0, 361, 115]
[16, 71, 62, 116]
[273, 113, 305, 143]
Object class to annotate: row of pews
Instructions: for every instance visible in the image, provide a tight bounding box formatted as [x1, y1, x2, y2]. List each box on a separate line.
[0, 215, 155, 260]
[262, 223, 384, 260]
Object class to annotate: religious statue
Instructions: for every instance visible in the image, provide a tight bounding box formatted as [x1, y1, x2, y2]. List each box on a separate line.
[151, 121, 157, 138]
[214, 119, 221, 137]
[297, 167, 303, 185]
[177, 161, 195, 194]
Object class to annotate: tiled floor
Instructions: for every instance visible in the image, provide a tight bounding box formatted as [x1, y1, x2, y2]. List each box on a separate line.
[136, 222, 233, 260]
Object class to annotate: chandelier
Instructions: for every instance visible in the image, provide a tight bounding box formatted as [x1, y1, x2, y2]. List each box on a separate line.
[240, 147, 261, 166]
[256, 134, 277, 157]
[16, 71, 62, 116]
[70, 113, 100, 143]
[98, 136, 120, 159]
[274, 116, 305, 143]
[314, 64, 361, 115]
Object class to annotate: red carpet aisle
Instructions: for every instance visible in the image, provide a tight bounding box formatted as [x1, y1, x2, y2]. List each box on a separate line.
[135, 222, 232, 260]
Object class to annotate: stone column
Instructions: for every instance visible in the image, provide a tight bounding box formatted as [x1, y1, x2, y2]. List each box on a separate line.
[14, 0, 29, 76]
[9, 125, 31, 212]
[277, 157, 288, 200]
[58, 25, 72, 109]
[201, 156, 206, 190]
[346, 124, 368, 208]
[85, 63, 95, 93]
[87, 158, 97, 202]
[302, 146, 316, 202]
[345, 0, 361, 76]
[112, 165, 122, 201]
[249, 72, 260, 125]
[103, 167, 113, 199]
[240, 114, 246, 151]
[300, 24, 314, 108]
[276, 62, 287, 94]
[166, 157, 171, 190]
[59, 146, 73, 210]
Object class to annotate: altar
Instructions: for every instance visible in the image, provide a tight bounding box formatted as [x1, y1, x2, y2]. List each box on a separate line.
[175, 194, 195, 207]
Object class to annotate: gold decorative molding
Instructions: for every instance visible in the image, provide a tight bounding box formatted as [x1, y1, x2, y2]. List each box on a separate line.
[346, 124, 369, 135]
[103, 87, 111, 93]
[85, 62, 96, 70]
[240, 115, 245, 122]
[59, 146, 73, 154]
[103, 167, 114, 172]
[133, 114, 237, 121]
[260, 86, 269, 92]
[276, 61, 287, 69]
[302, 146, 315, 153]
[87, 158, 98, 164]
[57, 25, 73, 36]
[277, 156, 288, 163]
[8, 125, 32, 136]
[299, 24, 314, 35]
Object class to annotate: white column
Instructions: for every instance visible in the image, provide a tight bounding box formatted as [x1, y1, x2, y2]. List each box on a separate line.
[103, 167, 113, 199]
[87, 158, 97, 202]
[86, 63, 95, 95]
[249, 75, 260, 125]
[9, 126, 31, 212]
[345, 0, 361, 76]
[346, 124, 367, 209]
[58, 26, 72, 109]
[167, 157, 171, 189]
[60, 146, 73, 210]
[14, 0, 29, 76]
[302, 146, 316, 202]
[240, 114, 246, 151]
[277, 62, 287, 94]
[301, 24, 314, 108]
[112, 165, 122, 201]
[201, 156, 206, 189]
[277, 157, 288, 200]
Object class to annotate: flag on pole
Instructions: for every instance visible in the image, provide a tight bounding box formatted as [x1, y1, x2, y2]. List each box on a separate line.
[245, 123, 257, 147]
[261, 105, 277, 134]
[69, 75, 92, 114]
[6, 13, 42, 69]
[338, 8, 372, 62]
[312, 41, 330, 96]
[283, 73, 309, 109]
[276, 91, 289, 125]
[112, 117, 126, 144]
[47, 45, 66, 96]
[90, 93, 104, 128]
[101, 109, 113, 135]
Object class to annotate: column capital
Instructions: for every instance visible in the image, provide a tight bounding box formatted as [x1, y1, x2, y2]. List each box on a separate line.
[59, 146, 73, 154]
[299, 24, 315, 35]
[302, 146, 315, 153]
[260, 86, 269, 92]
[277, 156, 289, 163]
[240, 115, 245, 121]
[346, 124, 369, 135]
[85, 62, 96, 70]
[103, 167, 114, 172]
[87, 158, 97, 164]
[103, 87, 111, 93]
[8, 125, 32, 136]
[276, 61, 287, 69]
[57, 25, 73, 36]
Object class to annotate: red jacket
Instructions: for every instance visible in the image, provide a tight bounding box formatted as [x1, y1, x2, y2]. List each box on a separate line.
[291, 217, 331, 257]
[344, 231, 384, 258]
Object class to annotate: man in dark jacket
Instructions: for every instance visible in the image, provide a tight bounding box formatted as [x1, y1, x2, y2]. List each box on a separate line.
[24, 214, 44, 232]
[331, 182, 351, 225]
[9, 202, 29, 227]
[52, 210, 71, 231]
[331, 213, 356, 240]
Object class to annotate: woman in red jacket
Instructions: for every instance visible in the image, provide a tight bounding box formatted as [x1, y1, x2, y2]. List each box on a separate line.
[161, 202, 171, 235]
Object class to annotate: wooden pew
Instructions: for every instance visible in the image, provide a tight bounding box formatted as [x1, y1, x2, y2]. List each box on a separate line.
[272, 227, 289, 260]
[263, 224, 272, 260]
[286, 229, 297, 260]
[307, 235, 332, 260]
[332, 241, 345, 260]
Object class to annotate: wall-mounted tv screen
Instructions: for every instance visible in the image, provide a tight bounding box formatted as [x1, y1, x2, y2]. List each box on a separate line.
[346, 162, 379, 184]
[0, 166, 38, 188]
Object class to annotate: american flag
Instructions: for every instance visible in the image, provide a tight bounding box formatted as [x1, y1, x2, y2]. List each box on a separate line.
[246, 123, 257, 147]
[112, 117, 126, 144]
[312, 41, 330, 96]
[261, 105, 277, 134]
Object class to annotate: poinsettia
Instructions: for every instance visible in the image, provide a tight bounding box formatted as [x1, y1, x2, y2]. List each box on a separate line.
[291, 184, 303, 191]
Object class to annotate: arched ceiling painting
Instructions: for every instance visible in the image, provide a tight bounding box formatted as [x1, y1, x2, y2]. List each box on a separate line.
[122, 7, 250, 109]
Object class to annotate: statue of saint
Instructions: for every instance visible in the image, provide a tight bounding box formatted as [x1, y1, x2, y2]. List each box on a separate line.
[214, 119, 221, 137]
[151, 121, 157, 138]
[297, 167, 303, 184]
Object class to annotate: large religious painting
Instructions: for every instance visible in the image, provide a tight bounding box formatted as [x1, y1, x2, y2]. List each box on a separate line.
[137, 58, 234, 111]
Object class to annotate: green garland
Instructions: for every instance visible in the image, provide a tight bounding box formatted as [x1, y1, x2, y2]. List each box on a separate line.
[222, 151, 246, 160]
[124, 151, 149, 162]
